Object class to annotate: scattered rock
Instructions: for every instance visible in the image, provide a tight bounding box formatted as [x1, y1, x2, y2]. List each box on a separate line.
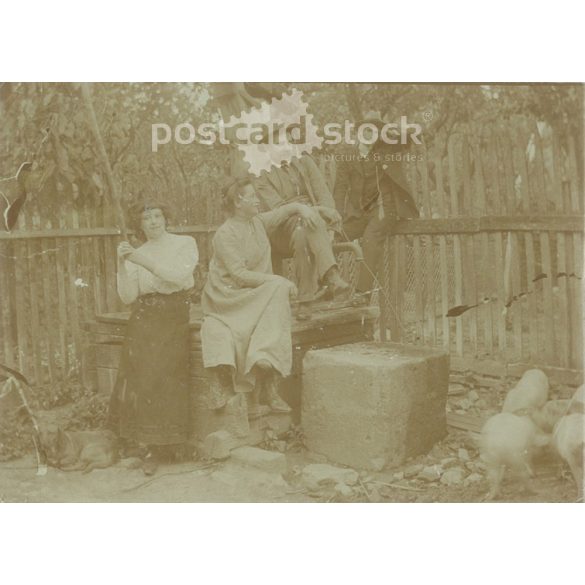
[306, 451, 329, 464]
[464, 473, 483, 486]
[404, 464, 424, 478]
[302, 464, 359, 490]
[440, 467, 465, 486]
[201, 430, 234, 460]
[458, 398, 472, 410]
[119, 457, 142, 470]
[274, 441, 287, 453]
[366, 485, 384, 503]
[458, 448, 470, 462]
[335, 482, 354, 498]
[474, 461, 486, 472]
[448, 384, 467, 396]
[468, 390, 480, 402]
[417, 465, 443, 482]
[231, 446, 287, 474]
[441, 457, 459, 469]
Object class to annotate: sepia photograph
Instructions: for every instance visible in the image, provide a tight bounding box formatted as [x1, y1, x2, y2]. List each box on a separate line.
[0, 81, 583, 504]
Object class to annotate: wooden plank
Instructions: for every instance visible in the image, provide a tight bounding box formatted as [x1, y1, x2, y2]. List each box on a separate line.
[510, 232, 523, 363]
[12, 241, 29, 376]
[0, 225, 219, 240]
[480, 232, 494, 357]
[378, 240, 389, 342]
[447, 134, 459, 216]
[396, 235, 406, 341]
[464, 234, 478, 356]
[439, 235, 450, 350]
[446, 413, 485, 434]
[387, 236, 402, 341]
[493, 232, 507, 356]
[413, 236, 424, 343]
[40, 238, 58, 383]
[66, 237, 82, 369]
[2, 217, 580, 243]
[452, 358, 583, 387]
[26, 239, 44, 385]
[389, 216, 582, 236]
[555, 233, 570, 368]
[419, 142, 432, 218]
[500, 124, 517, 215]
[424, 235, 436, 345]
[567, 134, 582, 213]
[507, 363, 583, 387]
[450, 356, 508, 377]
[453, 234, 463, 356]
[92, 236, 105, 315]
[523, 232, 539, 362]
[532, 124, 548, 214]
[539, 231, 556, 365]
[513, 122, 531, 213]
[551, 131, 565, 212]
[79, 233, 95, 325]
[570, 232, 583, 369]
[479, 216, 583, 233]
[487, 124, 502, 215]
[472, 136, 487, 215]
[104, 235, 119, 312]
[0, 242, 15, 367]
[55, 236, 70, 374]
[434, 141, 447, 217]
[461, 132, 472, 216]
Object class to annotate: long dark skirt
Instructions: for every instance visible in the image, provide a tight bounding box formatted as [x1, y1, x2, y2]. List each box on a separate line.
[108, 291, 192, 445]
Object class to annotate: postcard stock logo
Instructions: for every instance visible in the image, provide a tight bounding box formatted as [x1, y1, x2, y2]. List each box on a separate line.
[151, 89, 423, 176]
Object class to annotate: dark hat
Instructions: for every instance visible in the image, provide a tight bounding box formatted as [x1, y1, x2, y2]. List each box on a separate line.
[357, 110, 387, 130]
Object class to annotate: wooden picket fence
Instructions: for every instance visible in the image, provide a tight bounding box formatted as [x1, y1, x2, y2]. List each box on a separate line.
[0, 116, 583, 386]
[380, 118, 584, 378]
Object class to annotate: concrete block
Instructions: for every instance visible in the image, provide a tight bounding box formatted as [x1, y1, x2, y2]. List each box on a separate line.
[231, 447, 287, 475]
[302, 342, 449, 470]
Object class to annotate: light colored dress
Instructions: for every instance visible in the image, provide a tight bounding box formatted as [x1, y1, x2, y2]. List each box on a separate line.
[201, 208, 293, 389]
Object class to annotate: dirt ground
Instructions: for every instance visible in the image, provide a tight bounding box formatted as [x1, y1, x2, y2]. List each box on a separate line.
[0, 376, 581, 503]
[0, 430, 579, 503]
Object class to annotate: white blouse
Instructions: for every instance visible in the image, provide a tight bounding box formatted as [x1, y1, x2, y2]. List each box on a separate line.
[116, 233, 199, 305]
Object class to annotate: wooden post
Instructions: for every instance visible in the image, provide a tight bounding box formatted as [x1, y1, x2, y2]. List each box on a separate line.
[80, 83, 128, 239]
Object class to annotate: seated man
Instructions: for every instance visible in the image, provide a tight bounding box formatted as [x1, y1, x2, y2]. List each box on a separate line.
[333, 115, 419, 302]
[252, 152, 349, 318]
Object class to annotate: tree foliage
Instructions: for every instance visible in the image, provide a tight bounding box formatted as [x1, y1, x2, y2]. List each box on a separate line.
[0, 82, 581, 227]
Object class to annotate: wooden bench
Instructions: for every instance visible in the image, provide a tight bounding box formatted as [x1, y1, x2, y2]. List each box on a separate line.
[83, 303, 379, 445]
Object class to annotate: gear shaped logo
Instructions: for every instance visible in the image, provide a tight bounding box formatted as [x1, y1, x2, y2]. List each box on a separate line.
[223, 89, 322, 176]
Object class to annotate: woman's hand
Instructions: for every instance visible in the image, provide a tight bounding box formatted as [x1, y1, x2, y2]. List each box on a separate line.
[284, 279, 298, 299]
[297, 204, 321, 229]
[117, 241, 135, 262]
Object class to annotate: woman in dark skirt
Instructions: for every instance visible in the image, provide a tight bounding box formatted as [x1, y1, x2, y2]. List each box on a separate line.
[108, 201, 199, 475]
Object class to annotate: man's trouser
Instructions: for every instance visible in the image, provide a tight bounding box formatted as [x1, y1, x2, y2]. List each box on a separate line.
[341, 209, 395, 294]
[270, 214, 337, 302]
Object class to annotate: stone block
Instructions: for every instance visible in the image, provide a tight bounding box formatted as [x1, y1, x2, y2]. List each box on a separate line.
[231, 446, 287, 474]
[302, 342, 449, 470]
